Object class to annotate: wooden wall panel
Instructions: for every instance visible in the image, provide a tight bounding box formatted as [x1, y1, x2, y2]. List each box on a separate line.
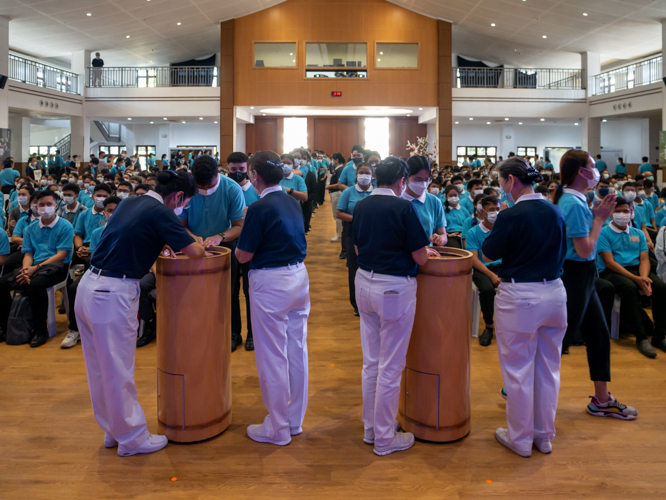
[438, 20, 453, 164]
[249, 117, 279, 153]
[394, 117, 427, 158]
[338, 118, 361, 159]
[312, 117, 362, 157]
[220, 19, 235, 167]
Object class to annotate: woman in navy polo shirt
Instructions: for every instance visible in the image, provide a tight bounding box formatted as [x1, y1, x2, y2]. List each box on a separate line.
[75, 171, 205, 458]
[236, 151, 310, 447]
[351, 156, 434, 457]
[481, 157, 568, 458]
[554, 150, 637, 419]
[336, 161, 374, 316]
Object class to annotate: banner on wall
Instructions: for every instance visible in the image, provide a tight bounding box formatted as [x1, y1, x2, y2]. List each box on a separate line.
[0, 128, 11, 163]
[659, 131, 666, 169]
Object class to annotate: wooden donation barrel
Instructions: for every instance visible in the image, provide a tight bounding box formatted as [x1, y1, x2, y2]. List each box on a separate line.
[398, 247, 473, 442]
[155, 246, 232, 443]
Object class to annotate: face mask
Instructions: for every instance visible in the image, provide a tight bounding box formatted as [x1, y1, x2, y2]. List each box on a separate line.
[603, 174, 610, 179]
[429, 187, 440, 195]
[68, 178, 75, 183]
[31, 204, 38, 215]
[352, 157, 363, 165]
[228, 171, 247, 184]
[173, 197, 184, 216]
[282, 165, 293, 175]
[63, 196, 75, 205]
[473, 189, 483, 197]
[454, 184, 463, 193]
[486, 211, 498, 224]
[408, 180, 428, 196]
[357, 174, 372, 187]
[117, 191, 129, 199]
[476, 204, 483, 213]
[94, 197, 106, 209]
[97, 178, 103, 182]
[500, 179, 515, 204]
[637, 190, 647, 199]
[38, 206, 55, 218]
[87, 185, 94, 192]
[40, 179, 48, 186]
[77, 180, 84, 186]
[18, 196, 28, 206]
[447, 196, 460, 205]
[623, 191, 636, 202]
[612, 213, 631, 226]
[47, 181, 54, 186]
[581, 167, 600, 189]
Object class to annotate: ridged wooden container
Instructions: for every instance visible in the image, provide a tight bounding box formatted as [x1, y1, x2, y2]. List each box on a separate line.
[155, 246, 232, 443]
[398, 247, 473, 442]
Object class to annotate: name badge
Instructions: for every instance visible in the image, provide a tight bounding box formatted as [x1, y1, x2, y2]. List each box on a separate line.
[629, 235, 640, 243]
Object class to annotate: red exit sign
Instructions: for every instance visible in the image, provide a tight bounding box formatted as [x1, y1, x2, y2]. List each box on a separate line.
[331, 91, 342, 97]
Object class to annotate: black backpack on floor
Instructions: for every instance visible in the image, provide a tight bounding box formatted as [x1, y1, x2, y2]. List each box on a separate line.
[6, 293, 34, 345]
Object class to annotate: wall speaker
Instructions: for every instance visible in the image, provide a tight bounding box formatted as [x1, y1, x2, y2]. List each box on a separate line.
[0, 75, 7, 90]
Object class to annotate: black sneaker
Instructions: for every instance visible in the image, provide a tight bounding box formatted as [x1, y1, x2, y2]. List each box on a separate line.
[652, 338, 666, 353]
[561, 345, 569, 355]
[339, 251, 347, 260]
[637, 339, 656, 358]
[231, 333, 243, 352]
[0, 328, 5, 343]
[137, 327, 156, 348]
[479, 328, 493, 346]
[353, 309, 359, 317]
[245, 337, 254, 351]
[30, 334, 48, 348]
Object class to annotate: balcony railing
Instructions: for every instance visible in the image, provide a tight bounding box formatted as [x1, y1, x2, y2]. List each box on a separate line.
[8, 54, 79, 94]
[592, 56, 662, 96]
[453, 67, 583, 90]
[87, 66, 219, 88]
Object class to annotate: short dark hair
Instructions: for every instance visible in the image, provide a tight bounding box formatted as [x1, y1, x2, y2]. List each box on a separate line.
[280, 153, 295, 164]
[93, 183, 112, 195]
[331, 152, 346, 165]
[406, 155, 430, 177]
[104, 196, 121, 207]
[351, 144, 364, 155]
[191, 156, 218, 186]
[375, 157, 409, 186]
[62, 183, 81, 195]
[252, 151, 284, 185]
[615, 196, 628, 208]
[90, 157, 99, 165]
[35, 190, 57, 203]
[135, 183, 152, 193]
[117, 181, 133, 191]
[451, 174, 464, 184]
[227, 152, 248, 164]
[466, 179, 483, 190]
[642, 156, 649, 162]
[18, 183, 35, 196]
[481, 195, 500, 208]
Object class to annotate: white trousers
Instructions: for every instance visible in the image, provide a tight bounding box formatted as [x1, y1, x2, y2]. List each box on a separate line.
[329, 190, 343, 238]
[494, 279, 568, 452]
[355, 269, 417, 446]
[75, 270, 149, 451]
[249, 263, 311, 442]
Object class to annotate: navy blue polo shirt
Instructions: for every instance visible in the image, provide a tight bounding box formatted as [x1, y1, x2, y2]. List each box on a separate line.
[237, 187, 307, 270]
[482, 194, 567, 282]
[351, 189, 430, 277]
[91, 191, 195, 279]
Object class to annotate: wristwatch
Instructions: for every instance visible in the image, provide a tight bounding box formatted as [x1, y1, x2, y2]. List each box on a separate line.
[220, 233, 226, 242]
[289, 188, 294, 195]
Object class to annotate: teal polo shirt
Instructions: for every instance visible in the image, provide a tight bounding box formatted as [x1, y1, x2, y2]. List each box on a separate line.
[443, 205, 470, 233]
[634, 199, 653, 228]
[597, 224, 647, 272]
[0, 168, 19, 187]
[338, 161, 357, 187]
[279, 173, 307, 193]
[402, 191, 446, 240]
[74, 208, 107, 244]
[178, 174, 245, 239]
[337, 184, 373, 215]
[656, 208, 666, 228]
[615, 163, 627, 174]
[0, 233, 9, 256]
[595, 160, 607, 172]
[466, 223, 502, 266]
[14, 215, 38, 238]
[462, 216, 478, 240]
[89, 225, 107, 254]
[240, 182, 260, 206]
[22, 216, 74, 264]
[459, 193, 476, 215]
[558, 190, 594, 262]
[638, 163, 654, 174]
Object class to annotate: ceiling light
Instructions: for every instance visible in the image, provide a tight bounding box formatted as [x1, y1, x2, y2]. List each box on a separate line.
[149, 121, 154, 124]
[418, 107, 423, 110]
[487, 122, 491, 125]
[542, 35, 547, 39]
[127, 117, 132, 120]
[262, 113, 266, 116]
[126, 35, 130, 38]
[87, 13, 92, 16]
[455, 121, 459, 124]
[407, 114, 411, 117]
[469, 117, 473, 120]
[177, 22, 181, 25]
[182, 121, 186, 123]
[380, 52, 383, 55]
[540, 118, 545, 121]
[583, 13, 588, 16]
[575, 122, 579, 125]
[602, 119, 607, 122]
[504, 118, 509, 121]
[199, 117, 203, 120]
[250, 106, 254, 109]
[289, 53, 293, 56]
[519, 122, 523, 125]
[377, 59, 381, 62]
[491, 23, 496, 27]
[292, 59, 295, 62]
[163, 117, 167, 120]
[258, 108, 413, 116]
[214, 121, 218, 124]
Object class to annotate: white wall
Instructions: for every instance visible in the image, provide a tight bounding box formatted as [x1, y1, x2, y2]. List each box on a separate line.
[131, 122, 220, 155]
[30, 124, 71, 145]
[600, 119, 645, 164]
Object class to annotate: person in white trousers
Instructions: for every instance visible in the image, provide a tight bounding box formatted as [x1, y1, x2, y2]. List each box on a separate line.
[481, 157, 569, 458]
[76, 171, 205, 457]
[236, 151, 311, 446]
[350, 157, 434, 456]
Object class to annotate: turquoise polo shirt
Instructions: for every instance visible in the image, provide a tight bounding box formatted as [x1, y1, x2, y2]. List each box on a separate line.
[178, 174, 245, 239]
[0, 233, 9, 256]
[558, 189, 594, 262]
[634, 199, 653, 228]
[14, 215, 38, 238]
[638, 163, 654, 174]
[615, 163, 627, 174]
[443, 205, 470, 233]
[89, 225, 107, 254]
[22, 215, 74, 264]
[656, 207, 666, 227]
[649, 192, 659, 210]
[402, 191, 446, 240]
[74, 208, 107, 244]
[466, 223, 502, 266]
[595, 160, 607, 172]
[240, 182, 260, 206]
[279, 173, 307, 194]
[597, 224, 648, 272]
[338, 161, 357, 187]
[462, 216, 479, 240]
[337, 184, 374, 215]
[459, 193, 476, 215]
[0, 168, 19, 187]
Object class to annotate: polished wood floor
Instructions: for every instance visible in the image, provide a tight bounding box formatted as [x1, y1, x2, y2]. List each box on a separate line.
[1, 198, 666, 499]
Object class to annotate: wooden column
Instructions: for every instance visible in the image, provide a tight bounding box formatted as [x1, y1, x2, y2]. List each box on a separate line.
[438, 20, 453, 164]
[220, 19, 234, 167]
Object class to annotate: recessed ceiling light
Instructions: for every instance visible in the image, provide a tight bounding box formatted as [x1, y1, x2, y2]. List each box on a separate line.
[583, 13, 588, 16]
[575, 122, 579, 125]
[127, 117, 132, 120]
[380, 52, 383, 55]
[455, 121, 459, 124]
[540, 118, 545, 121]
[182, 121, 186, 123]
[177, 22, 181, 25]
[149, 121, 154, 124]
[163, 117, 167, 120]
[292, 59, 295, 62]
[603, 119, 608, 122]
[199, 117, 203, 120]
[542, 35, 547, 39]
[289, 53, 293, 56]
[407, 114, 411, 117]
[469, 117, 473, 120]
[377, 59, 381, 62]
[504, 118, 509, 121]
[418, 107, 423, 110]
[491, 23, 496, 27]
[214, 121, 218, 124]
[250, 106, 254, 109]
[262, 113, 267, 116]
[519, 122, 523, 125]
[86, 13, 92, 16]
[487, 121, 491, 125]
[126, 35, 130, 38]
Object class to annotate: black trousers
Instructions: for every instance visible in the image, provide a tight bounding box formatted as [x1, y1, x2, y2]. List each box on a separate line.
[3, 250, 24, 275]
[139, 271, 156, 324]
[220, 241, 241, 338]
[318, 178, 327, 205]
[232, 260, 252, 339]
[67, 275, 81, 332]
[340, 218, 347, 254]
[302, 199, 313, 233]
[0, 266, 68, 337]
[601, 265, 666, 343]
[472, 264, 500, 326]
[445, 236, 462, 249]
[344, 223, 358, 311]
[561, 260, 611, 382]
[595, 278, 615, 333]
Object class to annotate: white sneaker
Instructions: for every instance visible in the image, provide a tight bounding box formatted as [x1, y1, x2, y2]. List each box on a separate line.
[60, 330, 80, 349]
[118, 434, 168, 457]
[363, 421, 401, 444]
[104, 433, 117, 448]
[373, 431, 415, 456]
[330, 236, 341, 243]
[494, 428, 531, 458]
[247, 423, 291, 446]
[533, 438, 552, 454]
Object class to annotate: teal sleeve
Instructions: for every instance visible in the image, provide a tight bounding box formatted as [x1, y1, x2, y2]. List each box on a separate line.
[564, 201, 591, 238]
[337, 188, 351, 212]
[639, 231, 648, 253]
[56, 222, 75, 253]
[74, 211, 87, 235]
[296, 176, 307, 192]
[228, 183, 246, 221]
[597, 229, 611, 254]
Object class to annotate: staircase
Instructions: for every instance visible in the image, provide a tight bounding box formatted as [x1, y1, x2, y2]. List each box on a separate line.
[53, 134, 71, 158]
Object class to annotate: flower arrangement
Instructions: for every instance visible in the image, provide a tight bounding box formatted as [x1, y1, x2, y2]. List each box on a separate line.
[406, 135, 437, 162]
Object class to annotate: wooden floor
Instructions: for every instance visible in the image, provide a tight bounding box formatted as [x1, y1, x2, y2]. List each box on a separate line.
[1, 199, 666, 499]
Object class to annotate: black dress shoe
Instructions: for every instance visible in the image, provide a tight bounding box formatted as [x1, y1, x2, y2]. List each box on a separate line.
[562, 345, 569, 355]
[136, 328, 156, 348]
[245, 337, 254, 351]
[339, 251, 347, 260]
[353, 309, 359, 317]
[58, 305, 66, 314]
[231, 333, 243, 352]
[479, 328, 493, 346]
[30, 334, 48, 348]
[0, 329, 5, 343]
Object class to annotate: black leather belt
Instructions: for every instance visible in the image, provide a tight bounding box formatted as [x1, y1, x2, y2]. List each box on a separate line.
[90, 266, 126, 279]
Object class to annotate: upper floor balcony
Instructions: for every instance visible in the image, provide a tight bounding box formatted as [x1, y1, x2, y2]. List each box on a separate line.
[452, 67, 583, 90]
[86, 66, 219, 88]
[9, 54, 79, 95]
[591, 55, 662, 96]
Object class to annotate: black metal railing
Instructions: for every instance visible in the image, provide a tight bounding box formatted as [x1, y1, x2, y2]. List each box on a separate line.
[592, 56, 662, 95]
[453, 67, 583, 89]
[9, 54, 79, 94]
[87, 66, 219, 88]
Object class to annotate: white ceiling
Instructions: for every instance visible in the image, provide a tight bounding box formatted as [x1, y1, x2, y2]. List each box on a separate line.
[1, 0, 665, 69]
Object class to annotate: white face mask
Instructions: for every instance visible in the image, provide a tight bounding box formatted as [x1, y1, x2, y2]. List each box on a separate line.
[603, 174, 610, 179]
[18, 196, 28, 206]
[454, 184, 464, 193]
[63, 196, 75, 205]
[429, 187, 440, 195]
[40, 179, 48, 186]
[77, 180, 84, 186]
[612, 212, 631, 227]
[173, 196, 184, 216]
[30, 204, 38, 214]
[473, 189, 483, 197]
[117, 191, 129, 199]
[486, 211, 498, 223]
[94, 196, 106, 209]
[408, 180, 428, 196]
[637, 190, 646, 199]
[282, 165, 293, 175]
[38, 206, 55, 218]
[448, 196, 460, 205]
[47, 181, 54, 186]
[68, 178, 75, 183]
[581, 167, 600, 189]
[357, 174, 372, 187]
[623, 191, 636, 202]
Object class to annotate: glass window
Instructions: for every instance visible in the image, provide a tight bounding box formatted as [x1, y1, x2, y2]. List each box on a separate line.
[518, 147, 537, 158]
[457, 146, 466, 156]
[456, 146, 497, 167]
[283, 118, 308, 153]
[365, 118, 390, 160]
[29, 147, 39, 156]
[109, 146, 120, 155]
[254, 43, 297, 68]
[136, 145, 156, 169]
[305, 43, 367, 68]
[376, 43, 418, 68]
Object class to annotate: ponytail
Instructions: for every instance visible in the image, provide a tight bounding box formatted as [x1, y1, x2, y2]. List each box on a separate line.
[552, 184, 565, 205]
[154, 170, 197, 198]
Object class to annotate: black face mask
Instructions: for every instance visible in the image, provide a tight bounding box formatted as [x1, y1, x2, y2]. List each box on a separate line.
[352, 157, 363, 165]
[228, 171, 247, 184]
